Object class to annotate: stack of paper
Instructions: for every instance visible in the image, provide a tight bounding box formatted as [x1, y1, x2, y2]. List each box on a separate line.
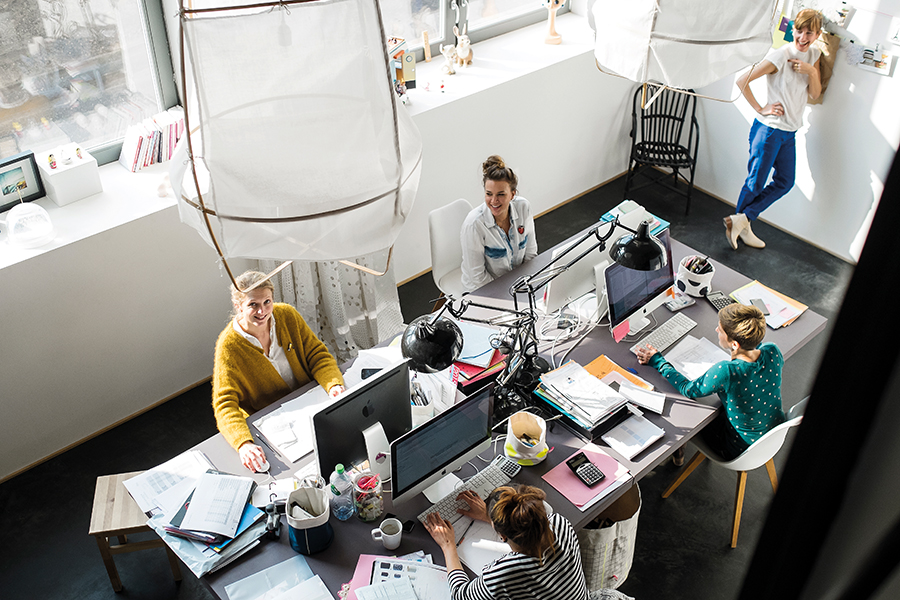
[535, 361, 628, 432]
[601, 406, 665, 459]
[664, 335, 730, 380]
[730, 281, 807, 329]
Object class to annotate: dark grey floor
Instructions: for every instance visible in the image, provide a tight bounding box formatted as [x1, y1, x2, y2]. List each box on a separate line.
[0, 174, 853, 599]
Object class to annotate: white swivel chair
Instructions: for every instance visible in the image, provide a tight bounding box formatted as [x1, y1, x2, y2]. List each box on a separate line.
[428, 198, 473, 300]
[661, 397, 808, 548]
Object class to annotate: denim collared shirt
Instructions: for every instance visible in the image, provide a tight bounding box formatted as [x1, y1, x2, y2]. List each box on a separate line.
[460, 196, 538, 292]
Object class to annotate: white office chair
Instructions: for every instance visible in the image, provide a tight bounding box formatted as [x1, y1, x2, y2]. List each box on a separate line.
[428, 198, 473, 300]
[661, 397, 808, 548]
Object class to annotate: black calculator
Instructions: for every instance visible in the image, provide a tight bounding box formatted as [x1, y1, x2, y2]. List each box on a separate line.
[705, 290, 737, 311]
[566, 452, 605, 487]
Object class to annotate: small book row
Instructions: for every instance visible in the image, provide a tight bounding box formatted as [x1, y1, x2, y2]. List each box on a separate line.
[118, 106, 185, 172]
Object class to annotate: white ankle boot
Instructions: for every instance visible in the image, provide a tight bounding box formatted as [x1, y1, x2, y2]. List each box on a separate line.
[724, 213, 748, 250]
[739, 222, 766, 248]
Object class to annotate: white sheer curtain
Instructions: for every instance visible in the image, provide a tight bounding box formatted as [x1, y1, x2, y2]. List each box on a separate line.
[259, 250, 405, 363]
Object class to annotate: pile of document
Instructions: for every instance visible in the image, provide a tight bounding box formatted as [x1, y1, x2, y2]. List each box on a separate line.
[123, 450, 267, 577]
[535, 361, 629, 437]
[118, 106, 185, 172]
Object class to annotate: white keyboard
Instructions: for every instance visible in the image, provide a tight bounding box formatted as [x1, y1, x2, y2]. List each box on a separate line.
[629, 312, 698, 355]
[417, 455, 521, 526]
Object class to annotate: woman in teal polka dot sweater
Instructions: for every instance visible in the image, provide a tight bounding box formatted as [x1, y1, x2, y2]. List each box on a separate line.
[636, 303, 786, 460]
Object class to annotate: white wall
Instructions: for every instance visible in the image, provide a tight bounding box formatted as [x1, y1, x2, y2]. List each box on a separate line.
[694, 1, 900, 262]
[0, 206, 252, 480]
[397, 51, 635, 281]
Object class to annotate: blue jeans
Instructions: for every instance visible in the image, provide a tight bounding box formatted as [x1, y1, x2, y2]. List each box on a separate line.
[736, 120, 796, 221]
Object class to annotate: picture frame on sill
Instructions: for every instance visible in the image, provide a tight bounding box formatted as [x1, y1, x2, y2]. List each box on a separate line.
[0, 151, 46, 213]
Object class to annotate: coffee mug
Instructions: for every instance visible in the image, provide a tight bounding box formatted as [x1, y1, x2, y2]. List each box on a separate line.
[371, 517, 402, 550]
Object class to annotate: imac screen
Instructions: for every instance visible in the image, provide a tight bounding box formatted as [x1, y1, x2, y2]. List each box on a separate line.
[605, 229, 674, 329]
[390, 386, 493, 506]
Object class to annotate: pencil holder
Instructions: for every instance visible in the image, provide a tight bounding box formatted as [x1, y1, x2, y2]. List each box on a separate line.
[352, 472, 383, 522]
[676, 255, 715, 297]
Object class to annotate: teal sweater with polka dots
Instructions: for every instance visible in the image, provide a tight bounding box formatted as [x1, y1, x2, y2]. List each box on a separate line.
[649, 342, 786, 444]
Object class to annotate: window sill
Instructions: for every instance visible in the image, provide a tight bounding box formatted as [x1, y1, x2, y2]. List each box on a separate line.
[0, 13, 596, 272]
[405, 13, 595, 117]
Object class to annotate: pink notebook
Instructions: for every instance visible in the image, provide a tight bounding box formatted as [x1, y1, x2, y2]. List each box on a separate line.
[542, 444, 630, 507]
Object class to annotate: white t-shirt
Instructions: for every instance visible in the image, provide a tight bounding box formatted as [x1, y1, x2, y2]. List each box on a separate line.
[758, 42, 821, 132]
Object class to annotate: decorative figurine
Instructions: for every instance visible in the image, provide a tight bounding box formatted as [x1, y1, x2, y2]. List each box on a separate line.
[75, 147, 82, 159]
[440, 44, 458, 75]
[543, 0, 564, 45]
[454, 25, 473, 68]
[48, 154, 57, 169]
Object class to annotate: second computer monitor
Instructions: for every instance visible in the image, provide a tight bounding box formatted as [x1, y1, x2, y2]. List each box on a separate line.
[605, 228, 674, 336]
[313, 359, 413, 478]
[390, 385, 494, 507]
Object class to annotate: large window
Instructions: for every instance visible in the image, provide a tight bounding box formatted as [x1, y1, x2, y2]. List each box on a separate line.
[0, 0, 176, 165]
[379, 0, 560, 61]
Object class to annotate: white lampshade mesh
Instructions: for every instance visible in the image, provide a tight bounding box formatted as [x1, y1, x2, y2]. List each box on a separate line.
[593, 0, 779, 90]
[176, 0, 422, 261]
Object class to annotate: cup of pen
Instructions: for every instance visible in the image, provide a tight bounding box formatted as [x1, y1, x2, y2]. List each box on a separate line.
[352, 471, 383, 522]
[676, 255, 715, 297]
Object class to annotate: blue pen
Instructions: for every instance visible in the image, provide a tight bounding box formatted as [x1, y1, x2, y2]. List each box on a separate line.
[626, 367, 638, 375]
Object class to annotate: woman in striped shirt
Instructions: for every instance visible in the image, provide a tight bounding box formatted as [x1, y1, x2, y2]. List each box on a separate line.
[424, 484, 589, 600]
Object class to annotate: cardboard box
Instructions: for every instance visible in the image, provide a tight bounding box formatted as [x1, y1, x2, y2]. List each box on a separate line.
[36, 144, 102, 206]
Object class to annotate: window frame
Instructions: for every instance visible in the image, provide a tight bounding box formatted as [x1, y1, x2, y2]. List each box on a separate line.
[399, 0, 571, 63]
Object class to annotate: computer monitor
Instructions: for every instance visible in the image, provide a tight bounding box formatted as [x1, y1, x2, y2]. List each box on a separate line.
[390, 385, 494, 507]
[605, 229, 674, 337]
[313, 359, 413, 479]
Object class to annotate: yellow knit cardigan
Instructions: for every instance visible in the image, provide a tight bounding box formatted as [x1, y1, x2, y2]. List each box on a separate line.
[212, 303, 344, 450]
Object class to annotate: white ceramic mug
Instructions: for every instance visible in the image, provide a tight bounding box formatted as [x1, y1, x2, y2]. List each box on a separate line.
[371, 517, 402, 550]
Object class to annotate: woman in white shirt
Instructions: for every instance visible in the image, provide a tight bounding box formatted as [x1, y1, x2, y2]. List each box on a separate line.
[460, 155, 538, 292]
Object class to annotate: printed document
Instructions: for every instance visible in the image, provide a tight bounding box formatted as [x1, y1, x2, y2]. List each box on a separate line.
[123, 450, 213, 514]
[180, 472, 253, 538]
[664, 336, 730, 380]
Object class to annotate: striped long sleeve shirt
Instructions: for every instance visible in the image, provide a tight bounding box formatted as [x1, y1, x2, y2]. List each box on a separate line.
[447, 513, 588, 600]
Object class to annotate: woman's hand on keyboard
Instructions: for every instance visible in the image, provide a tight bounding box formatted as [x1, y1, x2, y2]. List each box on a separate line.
[457, 490, 490, 522]
[636, 344, 658, 365]
[425, 513, 456, 551]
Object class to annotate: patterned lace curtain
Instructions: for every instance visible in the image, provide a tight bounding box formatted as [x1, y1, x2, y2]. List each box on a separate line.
[259, 250, 404, 363]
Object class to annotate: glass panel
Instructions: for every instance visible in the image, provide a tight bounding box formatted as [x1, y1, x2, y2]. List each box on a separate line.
[466, 0, 539, 31]
[0, 0, 164, 158]
[379, 0, 444, 48]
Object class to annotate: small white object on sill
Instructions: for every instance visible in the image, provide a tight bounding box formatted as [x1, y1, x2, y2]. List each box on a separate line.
[36, 143, 103, 207]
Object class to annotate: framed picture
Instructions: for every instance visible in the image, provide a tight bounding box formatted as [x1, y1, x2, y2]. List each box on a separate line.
[0, 151, 46, 213]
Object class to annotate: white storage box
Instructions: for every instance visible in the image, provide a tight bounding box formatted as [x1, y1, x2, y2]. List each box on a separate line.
[36, 144, 102, 206]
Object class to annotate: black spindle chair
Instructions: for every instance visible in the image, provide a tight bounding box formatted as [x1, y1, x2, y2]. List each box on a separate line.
[623, 86, 700, 215]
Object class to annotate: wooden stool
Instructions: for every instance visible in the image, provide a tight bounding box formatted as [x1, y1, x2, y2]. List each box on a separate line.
[89, 471, 182, 592]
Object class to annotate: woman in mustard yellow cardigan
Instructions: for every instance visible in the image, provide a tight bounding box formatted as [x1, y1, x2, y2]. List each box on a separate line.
[213, 271, 345, 472]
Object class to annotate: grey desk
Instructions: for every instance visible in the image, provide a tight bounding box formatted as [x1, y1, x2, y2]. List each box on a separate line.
[201, 232, 827, 598]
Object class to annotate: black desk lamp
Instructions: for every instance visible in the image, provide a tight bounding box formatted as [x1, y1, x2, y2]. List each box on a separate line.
[401, 218, 666, 420]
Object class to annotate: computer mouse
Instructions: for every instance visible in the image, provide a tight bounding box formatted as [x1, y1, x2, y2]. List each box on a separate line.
[255, 459, 271, 473]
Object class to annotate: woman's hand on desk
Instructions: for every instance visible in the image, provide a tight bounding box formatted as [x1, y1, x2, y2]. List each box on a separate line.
[636, 344, 658, 365]
[239, 442, 268, 472]
[456, 490, 490, 522]
[328, 385, 345, 398]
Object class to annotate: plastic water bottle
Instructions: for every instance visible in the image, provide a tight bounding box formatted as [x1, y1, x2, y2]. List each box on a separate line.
[329, 464, 355, 521]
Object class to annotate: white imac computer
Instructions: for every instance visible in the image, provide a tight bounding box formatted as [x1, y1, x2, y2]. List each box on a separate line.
[389, 385, 494, 506]
[313, 360, 413, 480]
[542, 225, 614, 320]
[604, 229, 675, 337]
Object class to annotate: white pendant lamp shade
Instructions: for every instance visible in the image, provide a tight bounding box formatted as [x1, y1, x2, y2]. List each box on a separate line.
[592, 0, 780, 90]
[172, 0, 422, 261]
